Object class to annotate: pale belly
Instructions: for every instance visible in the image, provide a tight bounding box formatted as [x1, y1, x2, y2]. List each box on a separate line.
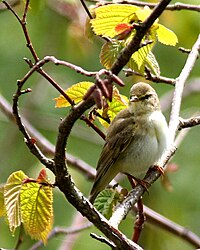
[114, 133, 165, 179]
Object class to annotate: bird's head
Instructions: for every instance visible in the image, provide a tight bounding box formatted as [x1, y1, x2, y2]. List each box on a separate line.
[129, 82, 160, 114]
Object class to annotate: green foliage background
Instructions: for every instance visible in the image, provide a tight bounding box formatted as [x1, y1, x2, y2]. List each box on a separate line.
[0, 0, 200, 249]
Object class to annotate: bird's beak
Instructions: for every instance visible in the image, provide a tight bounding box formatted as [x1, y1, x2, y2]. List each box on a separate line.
[130, 95, 139, 102]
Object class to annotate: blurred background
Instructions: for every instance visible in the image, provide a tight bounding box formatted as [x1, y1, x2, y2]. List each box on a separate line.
[0, 0, 200, 249]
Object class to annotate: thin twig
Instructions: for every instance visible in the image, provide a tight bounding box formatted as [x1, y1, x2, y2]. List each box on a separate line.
[143, 206, 200, 248]
[0, 0, 20, 11]
[29, 223, 93, 250]
[124, 68, 176, 85]
[80, 115, 106, 140]
[87, 0, 200, 13]
[12, 84, 55, 172]
[179, 116, 200, 130]
[80, 0, 93, 19]
[90, 233, 116, 248]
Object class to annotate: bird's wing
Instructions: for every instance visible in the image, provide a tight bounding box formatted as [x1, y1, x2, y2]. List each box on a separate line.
[91, 109, 137, 197]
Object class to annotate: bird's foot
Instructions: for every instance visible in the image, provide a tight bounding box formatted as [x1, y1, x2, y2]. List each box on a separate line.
[151, 165, 165, 175]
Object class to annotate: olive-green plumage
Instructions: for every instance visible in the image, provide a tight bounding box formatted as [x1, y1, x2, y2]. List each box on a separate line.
[89, 82, 168, 203]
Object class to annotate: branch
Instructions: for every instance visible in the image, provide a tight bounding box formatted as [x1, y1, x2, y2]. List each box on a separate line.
[0, 0, 20, 11]
[87, 0, 200, 13]
[108, 34, 200, 235]
[110, 0, 172, 75]
[5, 0, 199, 248]
[160, 77, 200, 112]
[109, 146, 176, 228]
[2, 90, 200, 247]
[12, 84, 55, 172]
[179, 116, 200, 130]
[0, 93, 96, 180]
[124, 68, 176, 86]
[169, 34, 200, 143]
[143, 206, 200, 248]
[29, 223, 93, 250]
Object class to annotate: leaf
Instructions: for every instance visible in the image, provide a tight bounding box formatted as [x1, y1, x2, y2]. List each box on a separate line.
[135, 5, 158, 24]
[36, 169, 50, 185]
[54, 82, 94, 108]
[0, 185, 6, 217]
[131, 44, 151, 69]
[97, 87, 128, 127]
[90, 4, 140, 38]
[156, 24, 178, 46]
[4, 171, 28, 234]
[100, 41, 123, 69]
[94, 188, 119, 219]
[146, 51, 160, 76]
[20, 182, 53, 243]
[114, 23, 134, 40]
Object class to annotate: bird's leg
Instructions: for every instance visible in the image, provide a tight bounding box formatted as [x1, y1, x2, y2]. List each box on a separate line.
[126, 175, 146, 243]
[126, 173, 151, 191]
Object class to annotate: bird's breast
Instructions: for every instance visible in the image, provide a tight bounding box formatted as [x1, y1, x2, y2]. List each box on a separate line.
[115, 110, 168, 178]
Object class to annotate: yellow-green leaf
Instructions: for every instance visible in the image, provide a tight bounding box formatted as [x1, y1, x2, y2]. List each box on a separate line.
[146, 51, 160, 76]
[0, 185, 6, 217]
[90, 4, 140, 38]
[156, 24, 178, 46]
[100, 41, 123, 69]
[20, 182, 53, 243]
[54, 82, 94, 108]
[131, 44, 151, 69]
[135, 5, 158, 24]
[4, 170, 28, 234]
[97, 87, 128, 127]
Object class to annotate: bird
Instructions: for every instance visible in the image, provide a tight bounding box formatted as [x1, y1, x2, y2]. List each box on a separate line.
[89, 82, 169, 204]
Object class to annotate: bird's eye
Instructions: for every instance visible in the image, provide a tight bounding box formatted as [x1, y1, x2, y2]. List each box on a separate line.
[139, 94, 152, 100]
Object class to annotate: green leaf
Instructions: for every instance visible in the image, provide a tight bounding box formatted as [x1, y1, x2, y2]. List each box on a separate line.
[94, 188, 119, 219]
[156, 24, 178, 46]
[20, 182, 53, 243]
[100, 41, 123, 69]
[4, 171, 28, 234]
[146, 51, 160, 76]
[131, 44, 151, 69]
[97, 87, 128, 127]
[91, 4, 140, 38]
[54, 82, 94, 108]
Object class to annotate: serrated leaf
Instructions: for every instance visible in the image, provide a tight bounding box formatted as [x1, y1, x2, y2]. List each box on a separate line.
[94, 188, 119, 219]
[91, 4, 140, 38]
[4, 171, 28, 234]
[100, 41, 123, 69]
[146, 51, 160, 76]
[131, 44, 151, 69]
[156, 24, 178, 46]
[97, 87, 128, 127]
[20, 182, 53, 243]
[54, 82, 94, 108]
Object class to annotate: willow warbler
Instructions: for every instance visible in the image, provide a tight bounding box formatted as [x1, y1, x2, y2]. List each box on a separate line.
[89, 82, 169, 203]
